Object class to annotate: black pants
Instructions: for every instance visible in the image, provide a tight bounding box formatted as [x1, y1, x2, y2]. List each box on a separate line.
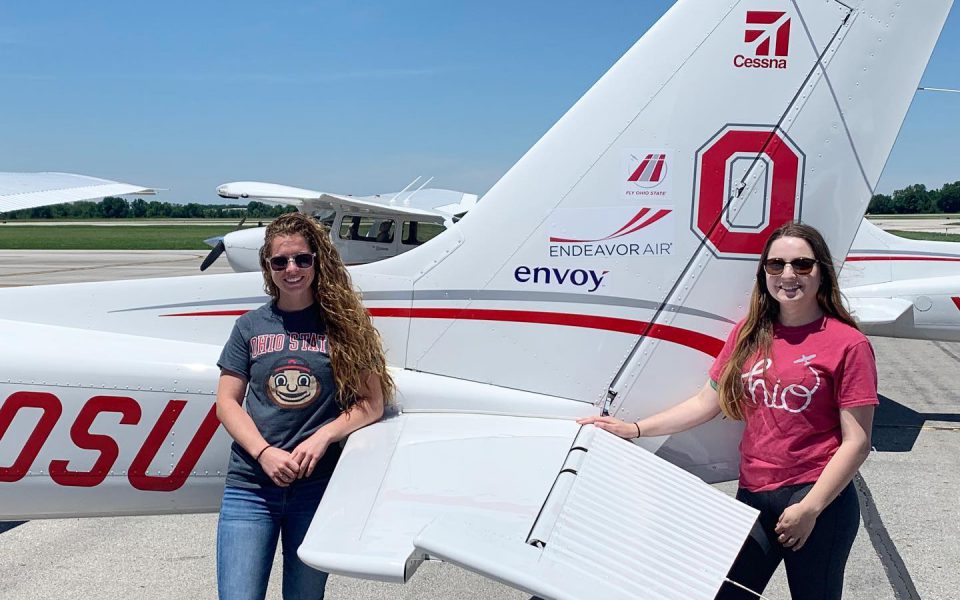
[716, 481, 860, 600]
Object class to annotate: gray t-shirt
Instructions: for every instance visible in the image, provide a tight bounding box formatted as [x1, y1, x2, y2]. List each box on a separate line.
[217, 301, 343, 489]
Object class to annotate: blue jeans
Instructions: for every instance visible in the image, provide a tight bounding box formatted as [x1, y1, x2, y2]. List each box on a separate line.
[217, 478, 330, 600]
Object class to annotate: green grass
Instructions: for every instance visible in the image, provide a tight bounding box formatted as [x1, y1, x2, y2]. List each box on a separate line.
[0, 225, 256, 249]
[886, 230, 960, 242]
[3, 223, 958, 250]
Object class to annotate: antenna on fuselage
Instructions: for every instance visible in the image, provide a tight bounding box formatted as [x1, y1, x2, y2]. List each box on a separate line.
[402, 176, 434, 206]
[389, 177, 422, 206]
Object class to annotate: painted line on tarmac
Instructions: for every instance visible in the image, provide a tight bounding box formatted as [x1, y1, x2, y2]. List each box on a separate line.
[855, 474, 921, 600]
[0, 255, 206, 279]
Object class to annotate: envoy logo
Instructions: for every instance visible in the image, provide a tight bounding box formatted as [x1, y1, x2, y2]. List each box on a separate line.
[549, 207, 674, 259]
[624, 148, 672, 199]
[514, 266, 607, 293]
[734, 10, 790, 69]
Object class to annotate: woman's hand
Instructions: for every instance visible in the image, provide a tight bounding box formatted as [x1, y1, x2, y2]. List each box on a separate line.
[577, 416, 639, 439]
[775, 501, 819, 551]
[291, 430, 332, 479]
[257, 447, 300, 487]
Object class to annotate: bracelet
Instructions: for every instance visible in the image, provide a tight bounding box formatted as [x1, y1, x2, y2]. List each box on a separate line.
[254, 445, 272, 462]
[634, 423, 642, 439]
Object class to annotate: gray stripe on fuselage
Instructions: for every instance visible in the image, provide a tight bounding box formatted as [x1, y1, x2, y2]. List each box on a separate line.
[110, 290, 733, 324]
[363, 290, 733, 324]
[109, 296, 269, 313]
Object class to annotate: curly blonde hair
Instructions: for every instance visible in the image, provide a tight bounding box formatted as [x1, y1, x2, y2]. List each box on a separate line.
[717, 221, 857, 421]
[259, 213, 394, 409]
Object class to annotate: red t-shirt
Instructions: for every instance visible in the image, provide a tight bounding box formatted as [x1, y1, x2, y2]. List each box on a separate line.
[708, 316, 878, 492]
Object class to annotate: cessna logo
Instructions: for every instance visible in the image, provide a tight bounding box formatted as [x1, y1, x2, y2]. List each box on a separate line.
[734, 11, 790, 69]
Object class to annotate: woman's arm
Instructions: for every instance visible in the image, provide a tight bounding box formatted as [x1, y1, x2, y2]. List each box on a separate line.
[577, 381, 722, 439]
[215, 370, 300, 487]
[292, 371, 386, 478]
[774, 405, 874, 550]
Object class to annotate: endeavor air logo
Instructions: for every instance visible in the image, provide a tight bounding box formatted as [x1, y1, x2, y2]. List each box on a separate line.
[624, 149, 672, 199]
[734, 10, 790, 70]
[548, 206, 674, 259]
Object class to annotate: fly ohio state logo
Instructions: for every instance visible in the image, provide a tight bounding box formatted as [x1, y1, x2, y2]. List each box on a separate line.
[691, 124, 805, 260]
[734, 10, 791, 69]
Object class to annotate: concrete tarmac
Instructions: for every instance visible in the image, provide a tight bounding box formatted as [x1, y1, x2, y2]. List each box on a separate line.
[1, 252, 958, 600]
[865, 217, 960, 234]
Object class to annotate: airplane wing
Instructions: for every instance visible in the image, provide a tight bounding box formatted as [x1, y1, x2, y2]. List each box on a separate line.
[299, 415, 757, 600]
[217, 181, 476, 219]
[0, 172, 157, 213]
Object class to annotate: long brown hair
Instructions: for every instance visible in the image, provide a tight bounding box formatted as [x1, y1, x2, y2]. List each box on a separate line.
[717, 221, 857, 420]
[259, 213, 395, 409]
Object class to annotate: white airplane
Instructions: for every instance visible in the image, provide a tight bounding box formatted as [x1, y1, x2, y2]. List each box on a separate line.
[0, 172, 157, 214]
[206, 190, 960, 343]
[0, 1, 952, 598]
[206, 179, 477, 271]
[842, 219, 960, 342]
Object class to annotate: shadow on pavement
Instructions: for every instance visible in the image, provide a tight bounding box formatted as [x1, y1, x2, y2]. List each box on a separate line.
[873, 394, 960, 452]
[0, 521, 27, 534]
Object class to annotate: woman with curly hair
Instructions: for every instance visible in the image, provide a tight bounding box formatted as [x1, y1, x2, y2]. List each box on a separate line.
[580, 222, 877, 600]
[215, 212, 393, 600]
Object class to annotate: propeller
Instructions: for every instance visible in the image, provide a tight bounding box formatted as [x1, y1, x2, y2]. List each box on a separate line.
[199, 212, 248, 271]
[200, 238, 226, 272]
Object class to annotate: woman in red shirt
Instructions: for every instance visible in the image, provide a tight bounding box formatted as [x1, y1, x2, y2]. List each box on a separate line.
[580, 221, 877, 600]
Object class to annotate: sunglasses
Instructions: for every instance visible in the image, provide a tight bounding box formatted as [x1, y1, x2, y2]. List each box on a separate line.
[268, 253, 315, 271]
[763, 257, 818, 276]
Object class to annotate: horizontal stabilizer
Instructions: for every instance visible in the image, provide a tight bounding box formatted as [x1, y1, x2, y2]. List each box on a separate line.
[299, 416, 756, 598]
[415, 426, 757, 600]
[848, 297, 914, 325]
[298, 413, 577, 582]
[0, 172, 157, 213]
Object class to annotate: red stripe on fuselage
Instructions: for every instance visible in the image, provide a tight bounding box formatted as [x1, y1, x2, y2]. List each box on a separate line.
[845, 255, 960, 262]
[161, 307, 724, 357]
[366, 307, 723, 357]
[952, 297, 960, 311]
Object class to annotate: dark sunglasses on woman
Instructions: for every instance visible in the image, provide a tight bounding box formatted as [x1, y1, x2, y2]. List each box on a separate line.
[269, 253, 316, 271]
[763, 257, 818, 276]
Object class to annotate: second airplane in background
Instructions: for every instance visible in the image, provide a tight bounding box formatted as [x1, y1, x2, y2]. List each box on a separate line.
[204, 179, 477, 271]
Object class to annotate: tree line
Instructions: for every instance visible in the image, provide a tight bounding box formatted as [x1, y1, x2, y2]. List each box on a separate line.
[1, 198, 297, 220]
[867, 181, 960, 214]
[3, 181, 959, 219]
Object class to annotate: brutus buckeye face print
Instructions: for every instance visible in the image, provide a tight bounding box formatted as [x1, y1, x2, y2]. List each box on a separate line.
[266, 358, 321, 408]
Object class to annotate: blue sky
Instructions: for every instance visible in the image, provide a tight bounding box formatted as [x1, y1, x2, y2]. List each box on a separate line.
[1, 1, 957, 203]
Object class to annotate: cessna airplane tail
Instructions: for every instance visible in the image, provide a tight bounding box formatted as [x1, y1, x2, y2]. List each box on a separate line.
[0, 1, 952, 598]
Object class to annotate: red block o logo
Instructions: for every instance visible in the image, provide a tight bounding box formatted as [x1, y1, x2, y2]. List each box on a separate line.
[691, 125, 804, 259]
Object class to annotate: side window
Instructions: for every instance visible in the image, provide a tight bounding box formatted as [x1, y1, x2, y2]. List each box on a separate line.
[338, 216, 395, 243]
[401, 221, 445, 245]
[372, 219, 395, 243]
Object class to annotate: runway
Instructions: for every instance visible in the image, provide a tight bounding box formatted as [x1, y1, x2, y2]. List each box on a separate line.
[0, 252, 958, 600]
